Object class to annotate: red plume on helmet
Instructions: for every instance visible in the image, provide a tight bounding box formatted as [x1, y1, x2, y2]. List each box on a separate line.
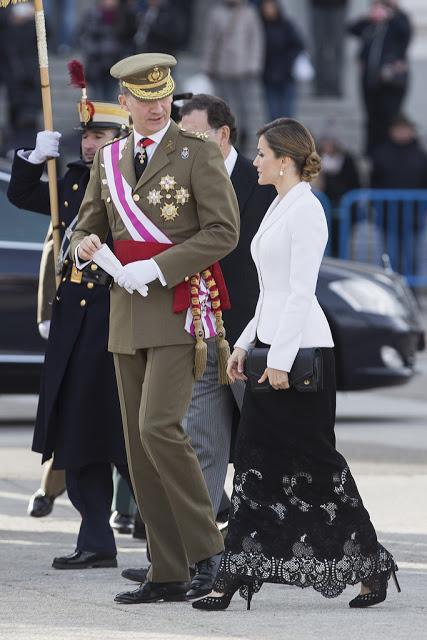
[68, 59, 86, 89]
[67, 59, 94, 125]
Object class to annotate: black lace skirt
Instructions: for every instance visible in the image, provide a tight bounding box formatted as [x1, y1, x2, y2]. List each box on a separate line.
[216, 348, 394, 599]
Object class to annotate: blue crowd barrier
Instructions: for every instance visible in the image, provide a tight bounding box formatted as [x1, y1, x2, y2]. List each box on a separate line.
[336, 189, 427, 287]
[313, 191, 332, 256]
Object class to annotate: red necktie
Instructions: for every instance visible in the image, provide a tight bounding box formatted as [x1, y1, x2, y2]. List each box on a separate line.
[135, 137, 155, 179]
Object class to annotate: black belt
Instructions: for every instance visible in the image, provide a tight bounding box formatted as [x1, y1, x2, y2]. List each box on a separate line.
[63, 261, 113, 287]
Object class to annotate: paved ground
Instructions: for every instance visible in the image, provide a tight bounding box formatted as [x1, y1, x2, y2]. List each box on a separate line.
[1, 354, 426, 639]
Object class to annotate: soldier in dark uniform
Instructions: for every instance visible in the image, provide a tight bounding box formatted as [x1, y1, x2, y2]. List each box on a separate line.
[7, 66, 133, 570]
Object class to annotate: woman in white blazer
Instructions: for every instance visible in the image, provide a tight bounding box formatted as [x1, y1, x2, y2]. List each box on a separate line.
[194, 119, 399, 611]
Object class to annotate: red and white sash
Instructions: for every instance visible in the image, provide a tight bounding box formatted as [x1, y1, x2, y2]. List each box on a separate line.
[103, 137, 217, 338]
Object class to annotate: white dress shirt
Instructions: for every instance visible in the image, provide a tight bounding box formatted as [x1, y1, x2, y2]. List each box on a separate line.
[224, 145, 238, 177]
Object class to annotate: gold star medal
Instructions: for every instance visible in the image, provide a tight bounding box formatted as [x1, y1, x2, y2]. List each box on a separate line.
[174, 187, 190, 205]
[147, 189, 163, 206]
[161, 203, 179, 221]
[159, 175, 176, 192]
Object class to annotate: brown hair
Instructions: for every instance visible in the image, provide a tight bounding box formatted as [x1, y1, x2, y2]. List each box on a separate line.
[257, 118, 321, 182]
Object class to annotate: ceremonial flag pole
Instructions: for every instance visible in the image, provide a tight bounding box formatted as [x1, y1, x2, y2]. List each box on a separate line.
[0, 0, 61, 287]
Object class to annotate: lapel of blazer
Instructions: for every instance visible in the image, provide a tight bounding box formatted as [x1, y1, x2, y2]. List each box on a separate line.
[230, 154, 256, 215]
[118, 132, 137, 189]
[257, 182, 311, 237]
[134, 121, 179, 191]
[251, 182, 311, 267]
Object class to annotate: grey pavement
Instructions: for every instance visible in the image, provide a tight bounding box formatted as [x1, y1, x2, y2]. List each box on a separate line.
[1, 363, 427, 639]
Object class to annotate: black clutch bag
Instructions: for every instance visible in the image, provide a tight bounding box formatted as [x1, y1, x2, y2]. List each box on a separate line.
[246, 347, 324, 393]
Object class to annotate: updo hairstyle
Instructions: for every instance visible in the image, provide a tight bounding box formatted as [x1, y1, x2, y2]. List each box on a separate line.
[257, 118, 321, 182]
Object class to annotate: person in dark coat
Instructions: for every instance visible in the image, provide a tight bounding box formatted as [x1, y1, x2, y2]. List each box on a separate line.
[7, 76, 133, 570]
[78, 0, 138, 101]
[348, 0, 412, 155]
[370, 113, 427, 189]
[309, 0, 349, 97]
[136, 0, 187, 55]
[259, 0, 305, 120]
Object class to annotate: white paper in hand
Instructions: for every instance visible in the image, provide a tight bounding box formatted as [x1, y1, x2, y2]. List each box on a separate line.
[93, 244, 148, 296]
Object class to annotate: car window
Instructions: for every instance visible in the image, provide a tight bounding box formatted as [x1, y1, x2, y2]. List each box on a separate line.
[0, 173, 49, 243]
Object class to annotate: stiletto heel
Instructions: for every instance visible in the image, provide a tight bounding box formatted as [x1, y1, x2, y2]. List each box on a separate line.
[348, 563, 401, 608]
[391, 567, 401, 593]
[247, 585, 253, 611]
[192, 582, 254, 611]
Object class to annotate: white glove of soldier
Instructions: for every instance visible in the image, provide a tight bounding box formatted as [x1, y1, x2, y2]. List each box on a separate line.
[116, 259, 159, 293]
[28, 130, 62, 164]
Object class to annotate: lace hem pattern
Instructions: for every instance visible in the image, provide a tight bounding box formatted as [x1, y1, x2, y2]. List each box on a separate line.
[215, 542, 394, 599]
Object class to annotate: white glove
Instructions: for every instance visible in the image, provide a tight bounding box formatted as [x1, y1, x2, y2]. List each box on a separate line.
[116, 259, 158, 293]
[38, 320, 51, 340]
[93, 244, 148, 296]
[28, 130, 61, 164]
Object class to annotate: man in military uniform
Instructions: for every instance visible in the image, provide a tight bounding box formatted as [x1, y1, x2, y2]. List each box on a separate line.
[70, 53, 240, 604]
[8, 66, 133, 569]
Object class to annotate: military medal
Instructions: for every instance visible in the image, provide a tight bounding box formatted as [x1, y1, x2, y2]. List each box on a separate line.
[174, 187, 190, 205]
[159, 175, 176, 191]
[161, 203, 179, 221]
[181, 146, 189, 159]
[147, 189, 163, 206]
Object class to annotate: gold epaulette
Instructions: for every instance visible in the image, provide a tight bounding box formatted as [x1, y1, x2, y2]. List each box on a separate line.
[179, 128, 208, 142]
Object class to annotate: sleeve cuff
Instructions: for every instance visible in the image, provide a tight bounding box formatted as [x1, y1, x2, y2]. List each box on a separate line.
[17, 149, 37, 163]
[151, 258, 167, 286]
[74, 245, 91, 270]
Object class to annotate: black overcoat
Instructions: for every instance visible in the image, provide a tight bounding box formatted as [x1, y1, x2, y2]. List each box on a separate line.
[7, 152, 127, 469]
[221, 153, 276, 347]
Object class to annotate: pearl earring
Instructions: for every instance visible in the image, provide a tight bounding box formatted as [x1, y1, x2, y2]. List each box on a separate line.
[279, 168, 284, 176]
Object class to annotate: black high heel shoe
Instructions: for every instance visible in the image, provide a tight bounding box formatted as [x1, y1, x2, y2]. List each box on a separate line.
[192, 583, 254, 611]
[349, 564, 401, 608]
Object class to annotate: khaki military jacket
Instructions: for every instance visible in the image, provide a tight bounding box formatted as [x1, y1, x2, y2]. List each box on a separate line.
[70, 120, 240, 354]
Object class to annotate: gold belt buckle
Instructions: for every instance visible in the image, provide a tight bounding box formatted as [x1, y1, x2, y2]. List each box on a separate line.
[70, 265, 83, 284]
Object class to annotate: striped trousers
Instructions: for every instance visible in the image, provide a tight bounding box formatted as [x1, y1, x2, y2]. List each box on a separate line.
[182, 340, 245, 517]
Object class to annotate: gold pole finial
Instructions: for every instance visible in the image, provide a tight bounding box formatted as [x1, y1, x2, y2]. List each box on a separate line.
[0, 1, 29, 8]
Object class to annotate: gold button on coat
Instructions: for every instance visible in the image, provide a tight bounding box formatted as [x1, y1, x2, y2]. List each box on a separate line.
[72, 183, 79, 191]
[87, 282, 94, 289]
[64, 200, 69, 207]
[106, 196, 111, 203]
[133, 193, 140, 202]
[90, 264, 98, 271]
[80, 299, 86, 307]
[61, 221, 66, 227]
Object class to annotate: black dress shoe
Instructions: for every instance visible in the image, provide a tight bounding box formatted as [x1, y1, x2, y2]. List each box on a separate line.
[27, 489, 54, 518]
[109, 511, 135, 535]
[122, 565, 196, 583]
[52, 550, 117, 570]
[121, 567, 149, 583]
[186, 552, 223, 600]
[114, 580, 190, 604]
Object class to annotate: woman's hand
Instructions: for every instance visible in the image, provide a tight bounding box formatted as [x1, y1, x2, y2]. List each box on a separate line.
[258, 367, 290, 391]
[227, 347, 248, 382]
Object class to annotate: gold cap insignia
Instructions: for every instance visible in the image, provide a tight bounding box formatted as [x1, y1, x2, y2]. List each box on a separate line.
[148, 67, 164, 83]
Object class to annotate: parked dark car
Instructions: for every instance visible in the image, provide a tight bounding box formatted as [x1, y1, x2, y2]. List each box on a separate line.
[0, 170, 424, 393]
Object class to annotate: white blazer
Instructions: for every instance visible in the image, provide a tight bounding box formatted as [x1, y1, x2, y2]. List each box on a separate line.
[235, 181, 334, 372]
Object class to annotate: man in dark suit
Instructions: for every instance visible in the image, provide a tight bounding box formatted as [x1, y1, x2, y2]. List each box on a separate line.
[178, 96, 274, 540]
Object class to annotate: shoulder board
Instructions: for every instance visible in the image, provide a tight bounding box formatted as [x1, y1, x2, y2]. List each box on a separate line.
[179, 128, 208, 142]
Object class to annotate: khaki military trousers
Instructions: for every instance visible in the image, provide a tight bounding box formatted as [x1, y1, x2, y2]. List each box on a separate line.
[113, 343, 224, 583]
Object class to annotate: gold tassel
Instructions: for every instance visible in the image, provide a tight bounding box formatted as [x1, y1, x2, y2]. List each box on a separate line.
[215, 313, 231, 385]
[193, 317, 207, 380]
